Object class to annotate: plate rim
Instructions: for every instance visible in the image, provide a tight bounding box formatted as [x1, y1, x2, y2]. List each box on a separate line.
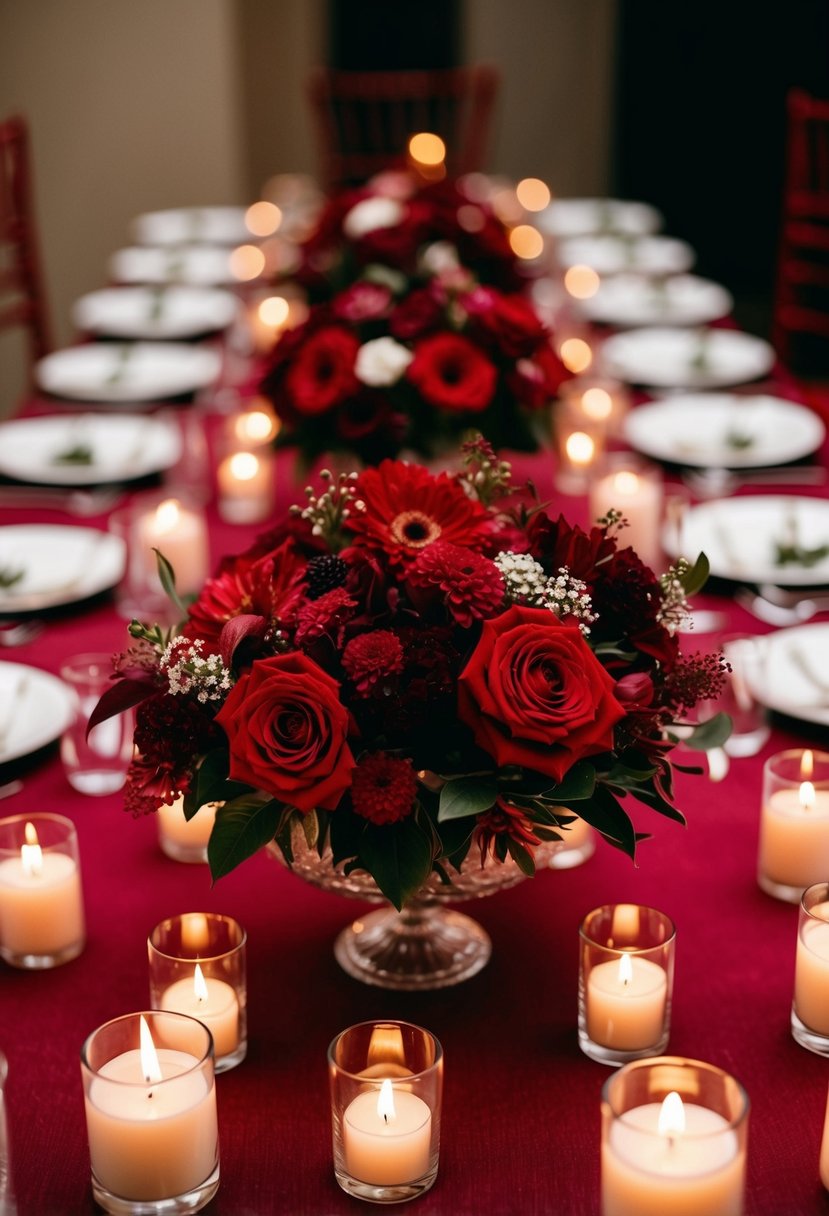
[600, 326, 776, 387]
[0, 524, 126, 612]
[35, 341, 221, 402]
[0, 412, 183, 485]
[744, 620, 829, 727]
[0, 659, 75, 764]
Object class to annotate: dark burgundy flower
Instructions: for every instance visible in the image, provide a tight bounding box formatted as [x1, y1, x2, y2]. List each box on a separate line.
[406, 540, 505, 626]
[407, 333, 497, 413]
[331, 281, 393, 323]
[294, 586, 357, 647]
[351, 753, 418, 825]
[474, 798, 542, 866]
[125, 694, 220, 817]
[469, 292, 547, 358]
[389, 287, 444, 341]
[526, 513, 616, 582]
[342, 630, 405, 696]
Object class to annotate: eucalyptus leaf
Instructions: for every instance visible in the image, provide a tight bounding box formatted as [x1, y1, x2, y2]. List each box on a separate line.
[670, 712, 732, 751]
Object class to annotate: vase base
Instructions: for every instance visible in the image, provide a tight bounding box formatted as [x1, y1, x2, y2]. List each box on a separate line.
[333, 904, 491, 991]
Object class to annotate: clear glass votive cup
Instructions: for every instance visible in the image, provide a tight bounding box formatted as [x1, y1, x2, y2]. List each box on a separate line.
[758, 749, 829, 903]
[0, 812, 85, 968]
[80, 1011, 219, 1215]
[551, 394, 606, 495]
[556, 375, 632, 440]
[0, 1051, 14, 1216]
[148, 914, 247, 1073]
[157, 797, 220, 864]
[59, 653, 133, 796]
[792, 882, 829, 1055]
[109, 493, 209, 624]
[328, 1020, 443, 1204]
[579, 904, 676, 1065]
[600, 1056, 749, 1216]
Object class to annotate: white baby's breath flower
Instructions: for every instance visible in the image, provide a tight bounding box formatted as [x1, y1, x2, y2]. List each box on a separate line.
[419, 241, 460, 275]
[343, 196, 404, 239]
[354, 336, 414, 387]
[161, 637, 233, 703]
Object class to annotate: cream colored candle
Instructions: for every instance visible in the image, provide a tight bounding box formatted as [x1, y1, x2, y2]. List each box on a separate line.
[160, 964, 240, 1059]
[590, 466, 664, 570]
[343, 1080, 431, 1186]
[0, 824, 84, 959]
[759, 782, 829, 891]
[602, 1095, 743, 1216]
[794, 901, 829, 1035]
[820, 1079, 829, 1189]
[136, 498, 209, 595]
[587, 954, 668, 1051]
[216, 450, 274, 524]
[157, 798, 217, 856]
[85, 1042, 217, 1201]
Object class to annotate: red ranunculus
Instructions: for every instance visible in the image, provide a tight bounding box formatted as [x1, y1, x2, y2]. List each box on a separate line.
[215, 653, 355, 812]
[458, 605, 624, 782]
[284, 326, 359, 416]
[407, 332, 496, 413]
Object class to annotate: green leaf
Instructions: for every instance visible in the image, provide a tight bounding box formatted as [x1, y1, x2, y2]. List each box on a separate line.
[577, 788, 637, 859]
[154, 548, 188, 616]
[671, 712, 732, 751]
[506, 837, 536, 876]
[680, 551, 710, 597]
[207, 797, 282, 881]
[438, 776, 497, 822]
[184, 750, 250, 819]
[359, 818, 434, 910]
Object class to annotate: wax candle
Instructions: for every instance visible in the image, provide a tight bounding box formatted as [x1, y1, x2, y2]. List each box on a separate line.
[343, 1080, 432, 1186]
[0, 818, 84, 966]
[759, 764, 829, 896]
[82, 1016, 218, 1203]
[160, 963, 240, 1059]
[602, 1092, 744, 1216]
[587, 953, 668, 1051]
[590, 461, 664, 570]
[157, 797, 218, 863]
[820, 1079, 829, 1189]
[136, 498, 209, 595]
[216, 449, 274, 524]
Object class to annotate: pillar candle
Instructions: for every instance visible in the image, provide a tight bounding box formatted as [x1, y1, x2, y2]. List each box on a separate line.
[136, 498, 209, 595]
[587, 954, 668, 1051]
[794, 900, 829, 1035]
[589, 465, 664, 570]
[820, 1079, 829, 1190]
[343, 1081, 431, 1186]
[160, 964, 240, 1059]
[157, 797, 217, 858]
[0, 825, 84, 959]
[759, 782, 829, 892]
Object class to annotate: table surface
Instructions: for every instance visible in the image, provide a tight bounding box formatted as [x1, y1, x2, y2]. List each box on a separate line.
[2, 370, 829, 1216]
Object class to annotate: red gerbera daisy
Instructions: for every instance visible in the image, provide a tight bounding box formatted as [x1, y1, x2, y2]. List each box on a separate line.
[406, 540, 505, 626]
[351, 753, 418, 825]
[284, 325, 360, 416]
[406, 332, 497, 413]
[349, 460, 493, 568]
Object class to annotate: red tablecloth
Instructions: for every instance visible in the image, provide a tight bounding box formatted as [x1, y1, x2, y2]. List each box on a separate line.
[2, 391, 829, 1215]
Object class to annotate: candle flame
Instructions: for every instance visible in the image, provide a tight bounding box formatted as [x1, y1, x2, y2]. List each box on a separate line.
[229, 244, 266, 282]
[257, 296, 290, 329]
[658, 1091, 686, 1138]
[193, 962, 208, 1002]
[559, 337, 593, 373]
[245, 200, 281, 237]
[802, 750, 814, 780]
[800, 781, 816, 811]
[617, 952, 634, 988]
[229, 451, 261, 482]
[154, 498, 181, 533]
[516, 177, 551, 212]
[509, 224, 545, 261]
[21, 821, 43, 877]
[565, 430, 595, 466]
[582, 387, 613, 421]
[564, 264, 600, 300]
[139, 1016, 163, 1085]
[377, 1079, 397, 1124]
[408, 132, 445, 167]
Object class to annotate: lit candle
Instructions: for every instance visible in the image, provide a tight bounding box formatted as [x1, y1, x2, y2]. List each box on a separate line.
[587, 953, 668, 1052]
[216, 449, 275, 524]
[157, 797, 218, 863]
[343, 1079, 432, 1186]
[248, 294, 291, 354]
[759, 751, 829, 898]
[136, 498, 209, 595]
[0, 819, 84, 965]
[82, 1015, 218, 1203]
[589, 462, 664, 570]
[602, 1090, 744, 1216]
[159, 963, 240, 1059]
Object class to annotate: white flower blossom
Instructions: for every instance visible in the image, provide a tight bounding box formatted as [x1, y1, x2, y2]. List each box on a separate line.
[495, 553, 596, 634]
[355, 336, 414, 386]
[419, 241, 460, 275]
[162, 637, 233, 704]
[343, 196, 404, 239]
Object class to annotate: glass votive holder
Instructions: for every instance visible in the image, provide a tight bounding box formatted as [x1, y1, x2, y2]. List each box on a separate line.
[552, 397, 606, 495]
[80, 1011, 219, 1215]
[601, 1056, 749, 1216]
[59, 652, 134, 796]
[0, 812, 85, 969]
[579, 904, 676, 1065]
[588, 453, 665, 573]
[215, 445, 275, 524]
[557, 375, 632, 440]
[792, 882, 829, 1055]
[758, 749, 829, 903]
[0, 1051, 14, 1216]
[328, 1020, 443, 1204]
[148, 913, 247, 1073]
[157, 797, 219, 864]
[109, 493, 210, 623]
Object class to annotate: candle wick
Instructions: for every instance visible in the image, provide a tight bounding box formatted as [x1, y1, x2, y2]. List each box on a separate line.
[383, 1113, 388, 1125]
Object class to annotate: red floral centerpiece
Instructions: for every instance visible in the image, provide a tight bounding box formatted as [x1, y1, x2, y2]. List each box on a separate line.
[95, 439, 727, 975]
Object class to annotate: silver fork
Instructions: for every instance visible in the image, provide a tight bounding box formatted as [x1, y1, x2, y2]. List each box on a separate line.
[0, 621, 44, 647]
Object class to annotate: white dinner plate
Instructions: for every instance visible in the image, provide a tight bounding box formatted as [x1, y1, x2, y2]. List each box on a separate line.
[537, 198, 663, 239]
[599, 327, 776, 389]
[624, 394, 825, 468]
[72, 286, 239, 340]
[556, 234, 694, 277]
[670, 496, 829, 586]
[0, 525, 126, 613]
[0, 414, 182, 486]
[743, 622, 829, 727]
[109, 245, 247, 286]
[0, 661, 75, 765]
[132, 206, 251, 247]
[577, 274, 733, 328]
[35, 342, 220, 403]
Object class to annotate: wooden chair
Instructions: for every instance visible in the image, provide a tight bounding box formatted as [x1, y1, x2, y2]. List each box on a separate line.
[0, 114, 51, 372]
[772, 89, 829, 369]
[307, 63, 499, 189]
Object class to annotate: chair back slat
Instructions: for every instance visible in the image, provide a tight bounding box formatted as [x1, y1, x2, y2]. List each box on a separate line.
[0, 114, 51, 372]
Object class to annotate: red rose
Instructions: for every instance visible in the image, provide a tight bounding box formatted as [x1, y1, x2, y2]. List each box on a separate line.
[407, 333, 497, 413]
[470, 292, 547, 358]
[215, 653, 355, 812]
[285, 326, 359, 416]
[389, 287, 444, 340]
[332, 282, 392, 323]
[458, 605, 624, 782]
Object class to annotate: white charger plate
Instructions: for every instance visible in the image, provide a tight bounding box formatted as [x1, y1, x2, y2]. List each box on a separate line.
[132, 206, 251, 246]
[73, 286, 238, 340]
[743, 622, 829, 727]
[599, 327, 776, 388]
[624, 394, 825, 468]
[35, 342, 220, 403]
[537, 198, 663, 238]
[0, 414, 182, 486]
[556, 234, 694, 277]
[670, 496, 829, 586]
[109, 246, 245, 286]
[0, 525, 126, 612]
[0, 661, 75, 764]
[577, 274, 733, 328]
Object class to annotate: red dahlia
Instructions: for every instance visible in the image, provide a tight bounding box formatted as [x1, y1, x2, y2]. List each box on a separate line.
[342, 630, 405, 696]
[284, 325, 360, 415]
[294, 586, 356, 646]
[351, 753, 418, 825]
[406, 332, 497, 413]
[407, 540, 505, 626]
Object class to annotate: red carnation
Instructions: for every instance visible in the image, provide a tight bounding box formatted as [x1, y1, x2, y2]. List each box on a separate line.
[284, 325, 359, 415]
[351, 753, 418, 825]
[342, 630, 405, 696]
[407, 332, 497, 413]
[406, 540, 505, 626]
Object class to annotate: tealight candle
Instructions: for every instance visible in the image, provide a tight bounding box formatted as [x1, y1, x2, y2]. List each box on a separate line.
[328, 1020, 443, 1203]
[792, 882, 829, 1055]
[758, 749, 829, 902]
[216, 449, 274, 524]
[0, 813, 85, 968]
[136, 497, 210, 596]
[157, 796, 219, 864]
[579, 904, 675, 1065]
[601, 1058, 749, 1216]
[148, 913, 247, 1073]
[557, 376, 631, 439]
[552, 399, 605, 494]
[589, 456, 664, 570]
[80, 1012, 219, 1211]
